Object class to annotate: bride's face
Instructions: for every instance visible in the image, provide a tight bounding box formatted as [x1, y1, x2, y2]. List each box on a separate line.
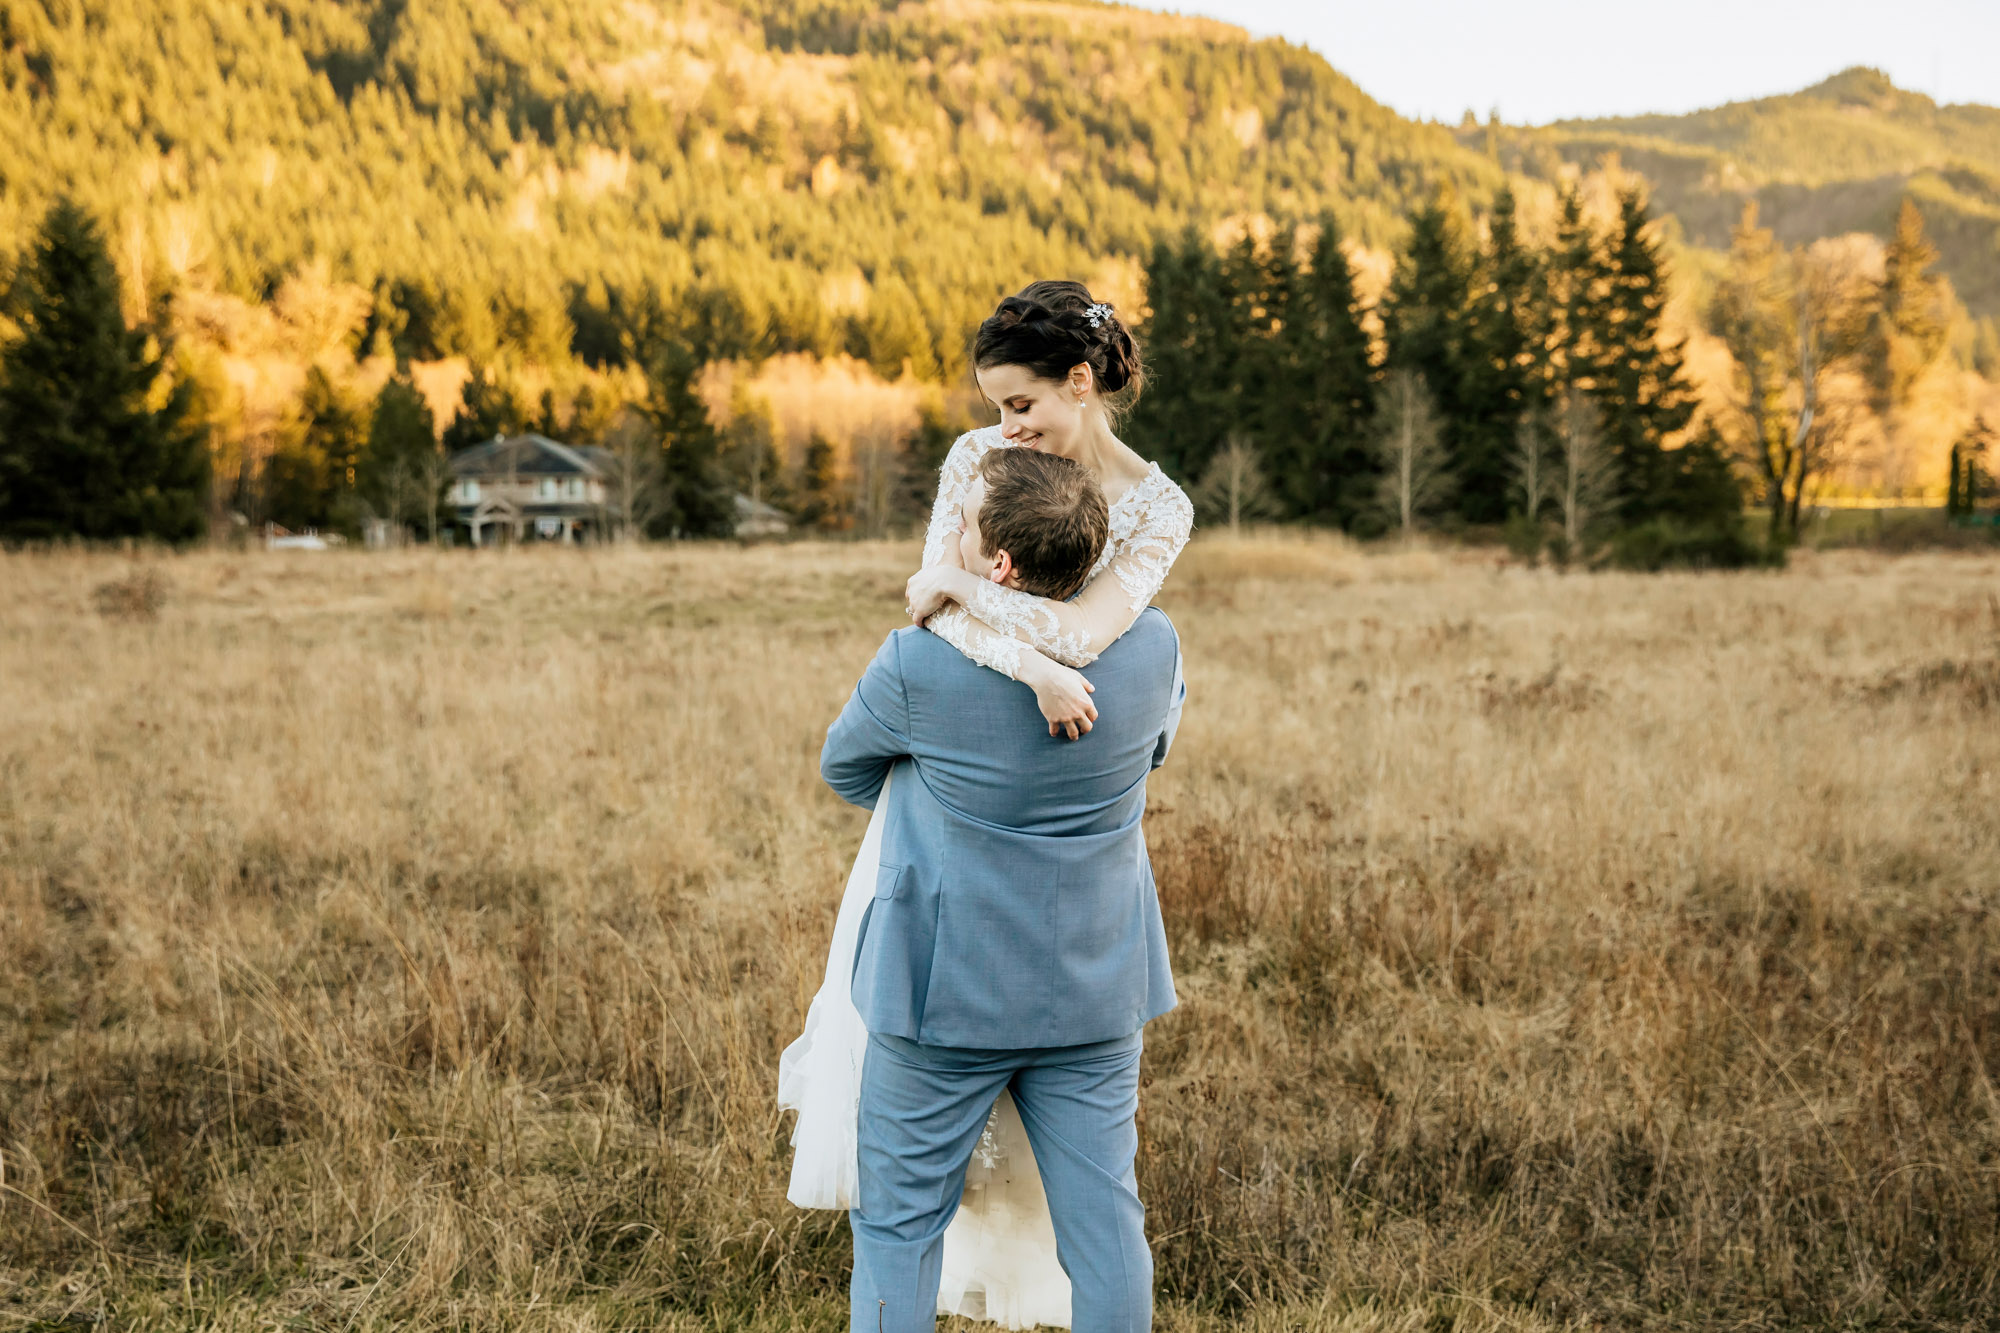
[975, 362, 1089, 458]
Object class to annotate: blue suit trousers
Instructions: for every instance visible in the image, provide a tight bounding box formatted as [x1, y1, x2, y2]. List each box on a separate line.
[850, 1029, 1152, 1333]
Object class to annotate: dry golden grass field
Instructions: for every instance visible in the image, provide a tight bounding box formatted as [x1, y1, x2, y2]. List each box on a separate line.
[2, 537, 1998, 1332]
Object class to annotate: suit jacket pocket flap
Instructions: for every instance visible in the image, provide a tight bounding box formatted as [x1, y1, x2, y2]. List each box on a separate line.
[874, 863, 905, 901]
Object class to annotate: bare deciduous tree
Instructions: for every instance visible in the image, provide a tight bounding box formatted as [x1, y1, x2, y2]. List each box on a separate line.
[417, 445, 451, 545]
[1555, 392, 1615, 555]
[1712, 207, 1878, 540]
[850, 427, 905, 539]
[1510, 409, 1553, 522]
[368, 443, 450, 544]
[1192, 435, 1276, 536]
[1371, 370, 1452, 534]
[599, 407, 665, 541]
[1781, 239, 1878, 532]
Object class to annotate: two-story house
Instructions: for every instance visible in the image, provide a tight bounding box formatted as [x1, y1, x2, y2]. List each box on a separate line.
[450, 433, 612, 546]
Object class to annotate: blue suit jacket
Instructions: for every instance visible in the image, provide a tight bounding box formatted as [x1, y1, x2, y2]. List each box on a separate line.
[820, 607, 1184, 1048]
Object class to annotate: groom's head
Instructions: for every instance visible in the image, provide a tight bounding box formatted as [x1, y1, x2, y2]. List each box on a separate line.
[958, 448, 1109, 602]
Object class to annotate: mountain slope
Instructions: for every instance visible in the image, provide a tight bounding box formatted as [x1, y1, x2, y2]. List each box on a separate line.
[1486, 67, 2000, 316]
[0, 0, 1502, 373]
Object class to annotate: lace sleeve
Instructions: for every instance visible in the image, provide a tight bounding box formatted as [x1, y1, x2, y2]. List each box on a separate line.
[914, 428, 1032, 679]
[921, 430, 988, 569]
[950, 470, 1194, 668]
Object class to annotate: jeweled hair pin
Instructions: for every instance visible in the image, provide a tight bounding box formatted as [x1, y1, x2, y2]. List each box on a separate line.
[1083, 302, 1114, 329]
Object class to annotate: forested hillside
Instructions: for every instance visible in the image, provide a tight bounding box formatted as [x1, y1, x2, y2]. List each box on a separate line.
[1491, 67, 2000, 320]
[0, 2, 1993, 547]
[0, 0, 1500, 373]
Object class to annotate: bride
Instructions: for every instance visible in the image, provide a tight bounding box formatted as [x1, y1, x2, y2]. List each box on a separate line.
[778, 280, 1194, 1328]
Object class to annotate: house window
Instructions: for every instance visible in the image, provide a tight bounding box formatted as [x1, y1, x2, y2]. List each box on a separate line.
[538, 477, 556, 500]
[460, 480, 479, 503]
[566, 477, 583, 499]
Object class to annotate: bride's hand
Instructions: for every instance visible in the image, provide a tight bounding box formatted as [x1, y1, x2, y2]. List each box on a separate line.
[905, 567, 974, 625]
[1019, 654, 1097, 740]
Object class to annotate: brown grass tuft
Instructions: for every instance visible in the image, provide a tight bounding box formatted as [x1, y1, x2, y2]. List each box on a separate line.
[90, 567, 170, 621]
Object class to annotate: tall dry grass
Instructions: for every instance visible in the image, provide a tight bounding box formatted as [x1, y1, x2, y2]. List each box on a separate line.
[1, 537, 1997, 1331]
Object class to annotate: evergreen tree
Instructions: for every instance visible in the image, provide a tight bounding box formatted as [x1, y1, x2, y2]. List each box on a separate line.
[1131, 228, 1239, 485]
[1650, 429, 1748, 537]
[795, 431, 848, 531]
[1380, 193, 1483, 519]
[1548, 186, 1611, 400]
[533, 388, 561, 438]
[266, 365, 366, 531]
[1946, 441, 1964, 519]
[1595, 187, 1700, 519]
[904, 392, 973, 519]
[636, 336, 734, 539]
[857, 273, 939, 381]
[1867, 198, 1952, 423]
[1265, 213, 1376, 524]
[0, 198, 208, 543]
[442, 366, 528, 453]
[1229, 231, 1287, 462]
[358, 370, 445, 539]
[1461, 185, 1546, 521]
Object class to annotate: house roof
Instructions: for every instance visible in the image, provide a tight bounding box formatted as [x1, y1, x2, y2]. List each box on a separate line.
[734, 493, 789, 521]
[450, 433, 612, 478]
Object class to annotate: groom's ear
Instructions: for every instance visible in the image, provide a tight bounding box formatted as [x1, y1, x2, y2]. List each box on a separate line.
[987, 548, 1022, 588]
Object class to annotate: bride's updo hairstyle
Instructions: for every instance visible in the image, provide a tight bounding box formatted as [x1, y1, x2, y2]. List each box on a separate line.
[973, 280, 1145, 422]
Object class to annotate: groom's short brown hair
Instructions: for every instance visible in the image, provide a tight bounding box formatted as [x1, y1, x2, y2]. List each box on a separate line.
[976, 448, 1109, 602]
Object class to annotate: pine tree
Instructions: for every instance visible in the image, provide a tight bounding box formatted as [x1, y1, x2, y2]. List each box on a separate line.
[1946, 441, 1963, 520]
[1548, 186, 1611, 401]
[266, 365, 366, 531]
[858, 272, 938, 381]
[359, 371, 444, 540]
[904, 392, 973, 519]
[0, 198, 208, 543]
[1595, 187, 1699, 519]
[795, 431, 848, 531]
[1462, 185, 1547, 521]
[1380, 193, 1482, 519]
[638, 337, 735, 538]
[1131, 228, 1238, 485]
[1867, 198, 1952, 424]
[1230, 230, 1287, 473]
[1265, 212, 1376, 524]
[443, 366, 528, 453]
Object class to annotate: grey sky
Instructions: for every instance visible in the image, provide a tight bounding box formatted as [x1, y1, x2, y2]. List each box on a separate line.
[1137, 1, 2000, 125]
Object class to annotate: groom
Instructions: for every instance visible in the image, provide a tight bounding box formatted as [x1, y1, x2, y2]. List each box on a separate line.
[821, 447, 1185, 1332]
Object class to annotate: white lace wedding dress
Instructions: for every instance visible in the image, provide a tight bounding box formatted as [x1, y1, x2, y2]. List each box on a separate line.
[777, 425, 1193, 1328]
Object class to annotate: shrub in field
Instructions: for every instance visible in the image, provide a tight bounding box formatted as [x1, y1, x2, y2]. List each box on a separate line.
[1608, 517, 1779, 570]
